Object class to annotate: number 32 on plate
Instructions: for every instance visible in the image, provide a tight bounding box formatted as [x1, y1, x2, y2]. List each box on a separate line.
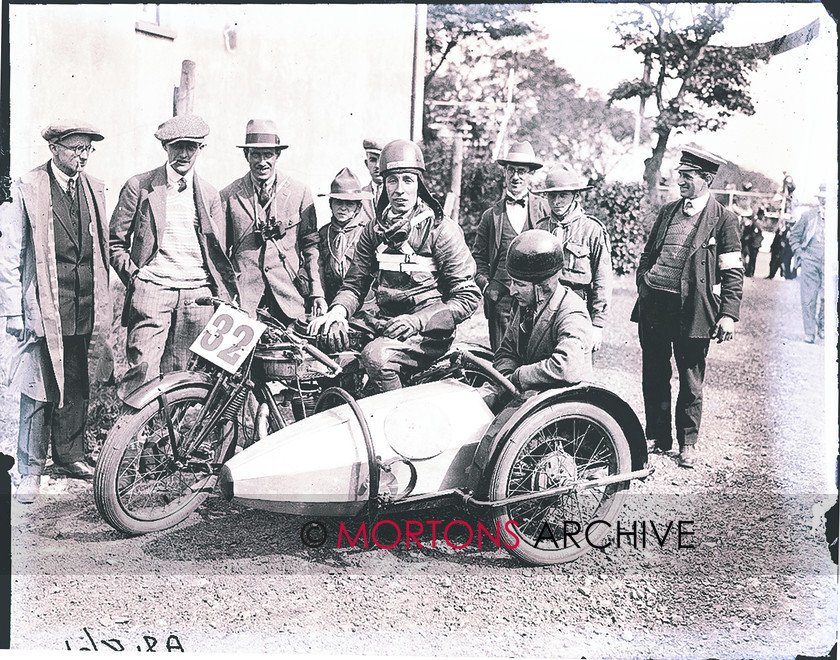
[189, 304, 267, 373]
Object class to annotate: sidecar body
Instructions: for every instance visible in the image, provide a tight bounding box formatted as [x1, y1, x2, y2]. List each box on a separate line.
[218, 380, 495, 516]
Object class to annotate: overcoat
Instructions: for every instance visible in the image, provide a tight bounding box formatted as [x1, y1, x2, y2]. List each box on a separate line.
[221, 172, 323, 319]
[109, 165, 237, 324]
[631, 196, 743, 338]
[0, 162, 112, 404]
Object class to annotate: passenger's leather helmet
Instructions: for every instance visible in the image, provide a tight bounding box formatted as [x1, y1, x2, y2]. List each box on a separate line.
[507, 229, 564, 283]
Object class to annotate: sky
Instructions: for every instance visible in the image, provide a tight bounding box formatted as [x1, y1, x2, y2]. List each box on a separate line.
[533, 2, 837, 200]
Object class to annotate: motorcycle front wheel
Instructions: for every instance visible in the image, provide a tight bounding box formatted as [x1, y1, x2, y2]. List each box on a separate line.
[94, 384, 235, 535]
[489, 401, 632, 566]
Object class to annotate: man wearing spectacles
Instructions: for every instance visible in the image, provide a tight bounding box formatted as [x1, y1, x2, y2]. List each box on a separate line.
[0, 121, 113, 503]
[471, 141, 549, 350]
[110, 114, 237, 400]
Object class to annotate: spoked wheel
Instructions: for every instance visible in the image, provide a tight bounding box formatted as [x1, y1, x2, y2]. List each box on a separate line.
[94, 385, 236, 535]
[489, 401, 632, 565]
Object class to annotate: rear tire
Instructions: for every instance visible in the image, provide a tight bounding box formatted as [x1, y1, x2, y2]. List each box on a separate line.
[489, 401, 632, 565]
[94, 385, 234, 535]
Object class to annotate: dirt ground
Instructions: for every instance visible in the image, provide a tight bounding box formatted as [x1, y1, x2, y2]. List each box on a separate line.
[4, 252, 838, 658]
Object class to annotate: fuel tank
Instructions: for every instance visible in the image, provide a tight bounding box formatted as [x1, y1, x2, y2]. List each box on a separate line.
[219, 380, 494, 516]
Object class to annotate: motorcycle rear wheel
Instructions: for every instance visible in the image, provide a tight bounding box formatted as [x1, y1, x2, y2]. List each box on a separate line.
[489, 401, 632, 565]
[94, 385, 235, 535]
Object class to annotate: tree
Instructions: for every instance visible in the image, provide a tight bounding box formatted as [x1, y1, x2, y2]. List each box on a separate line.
[609, 4, 769, 204]
[425, 4, 533, 88]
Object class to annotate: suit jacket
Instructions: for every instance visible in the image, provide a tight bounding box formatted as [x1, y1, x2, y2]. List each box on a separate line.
[0, 162, 112, 403]
[110, 165, 236, 325]
[221, 171, 323, 319]
[788, 206, 824, 261]
[494, 283, 592, 390]
[472, 192, 550, 292]
[360, 181, 381, 227]
[632, 196, 744, 338]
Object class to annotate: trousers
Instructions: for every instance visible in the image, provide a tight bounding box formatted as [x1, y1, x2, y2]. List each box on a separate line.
[359, 334, 452, 393]
[119, 279, 214, 399]
[484, 292, 514, 352]
[798, 256, 824, 339]
[17, 335, 89, 475]
[638, 290, 710, 448]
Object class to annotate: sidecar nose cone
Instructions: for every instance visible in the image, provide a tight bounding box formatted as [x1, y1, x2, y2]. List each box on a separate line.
[218, 465, 234, 501]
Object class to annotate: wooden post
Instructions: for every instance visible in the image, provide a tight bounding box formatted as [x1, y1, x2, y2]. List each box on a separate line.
[173, 60, 196, 116]
[450, 133, 464, 224]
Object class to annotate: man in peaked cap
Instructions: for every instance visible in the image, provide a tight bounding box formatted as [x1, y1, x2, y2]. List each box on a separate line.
[359, 137, 386, 225]
[110, 114, 237, 400]
[534, 165, 612, 352]
[220, 118, 325, 322]
[631, 146, 744, 468]
[0, 121, 112, 502]
[317, 167, 373, 303]
[472, 140, 550, 350]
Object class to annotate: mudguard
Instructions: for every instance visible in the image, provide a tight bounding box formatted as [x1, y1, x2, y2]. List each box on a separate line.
[122, 370, 215, 410]
[465, 382, 648, 498]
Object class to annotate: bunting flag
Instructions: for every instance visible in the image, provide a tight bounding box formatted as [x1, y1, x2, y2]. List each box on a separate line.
[728, 18, 821, 58]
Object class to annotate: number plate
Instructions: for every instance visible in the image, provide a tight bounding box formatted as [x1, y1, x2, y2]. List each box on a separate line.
[189, 304, 267, 373]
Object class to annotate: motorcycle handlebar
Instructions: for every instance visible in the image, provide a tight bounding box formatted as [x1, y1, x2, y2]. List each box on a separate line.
[297, 338, 343, 375]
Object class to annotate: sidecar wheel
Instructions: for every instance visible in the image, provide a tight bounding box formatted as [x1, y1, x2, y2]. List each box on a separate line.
[489, 401, 632, 565]
[94, 385, 235, 535]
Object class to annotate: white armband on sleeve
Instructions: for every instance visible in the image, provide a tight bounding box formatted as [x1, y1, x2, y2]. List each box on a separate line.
[718, 251, 743, 270]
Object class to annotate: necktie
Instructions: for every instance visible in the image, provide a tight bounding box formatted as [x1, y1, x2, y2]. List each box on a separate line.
[177, 177, 187, 193]
[520, 306, 535, 338]
[67, 177, 76, 202]
[258, 182, 272, 208]
[506, 196, 526, 207]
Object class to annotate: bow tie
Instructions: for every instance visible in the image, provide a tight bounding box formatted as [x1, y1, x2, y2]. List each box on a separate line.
[506, 196, 526, 207]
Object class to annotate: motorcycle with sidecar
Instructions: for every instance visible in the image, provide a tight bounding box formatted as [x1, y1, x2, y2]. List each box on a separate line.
[94, 299, 651, 565]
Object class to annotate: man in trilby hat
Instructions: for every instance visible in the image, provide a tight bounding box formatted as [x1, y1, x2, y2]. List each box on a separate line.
[0, 121, 112, 501]
[308, 139, 480, 392]
[788, 183, 827, 343]
[220, 119, 325, 322]
[360, 137, 386, 225]
[631, 146, 744, 468]
[472, 141, 549, 350]
[534, 165, 612, 352]
[110, 114, 237, 400]
[317, 167, 372, 303]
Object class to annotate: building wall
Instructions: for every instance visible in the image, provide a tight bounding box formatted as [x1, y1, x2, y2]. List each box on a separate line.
[9, 4, 417, 222]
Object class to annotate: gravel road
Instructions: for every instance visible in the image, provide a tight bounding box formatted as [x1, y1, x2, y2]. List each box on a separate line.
[5, 256, 837, 658]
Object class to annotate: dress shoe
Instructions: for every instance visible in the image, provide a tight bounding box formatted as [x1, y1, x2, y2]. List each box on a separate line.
[16, 475, 41, 504]
[678, 445, 697, 468]
[805, 335, 816, 344]
[53, 460, 95, 481]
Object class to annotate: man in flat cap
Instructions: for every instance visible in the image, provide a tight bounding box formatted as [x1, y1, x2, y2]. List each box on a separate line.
[534, 165, 612, 352]
[0, 121, 112, 502]
[318, 167, 373, 303]
[360, 138, 386, 225]
[472, 141, 549, 350]
[220, 119, 325, 322]
[631, 147, 744, 468]
[110, 114, 237, 400]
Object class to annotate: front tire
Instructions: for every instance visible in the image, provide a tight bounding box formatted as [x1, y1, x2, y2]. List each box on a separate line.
[489, 401, 632, 565]
[94, 385, 235, 535]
